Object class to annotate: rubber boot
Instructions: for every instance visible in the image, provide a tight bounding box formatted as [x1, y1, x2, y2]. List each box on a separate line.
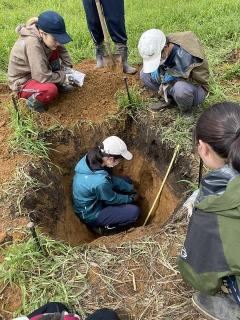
[26, 95, 45, 113]
[192, 292, 240, 320]
[115, 43, 137, 75]
[95, 43, 105, 68]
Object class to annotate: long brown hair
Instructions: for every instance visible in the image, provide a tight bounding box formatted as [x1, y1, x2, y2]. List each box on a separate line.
[195, 102, 240, 172]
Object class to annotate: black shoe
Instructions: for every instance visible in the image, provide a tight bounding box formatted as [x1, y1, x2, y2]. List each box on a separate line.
[179, 105, 193, 118]
[58, 83, 74, 93]
[149, 97, 173, 111]
[192, 292, 240, 320]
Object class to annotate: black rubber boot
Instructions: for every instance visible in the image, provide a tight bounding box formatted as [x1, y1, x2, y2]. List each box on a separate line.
[115, 43, 137, 75]
[95, 43, 105, 68]
[26, 96, 45, 113]
[192, 292, 240, 320]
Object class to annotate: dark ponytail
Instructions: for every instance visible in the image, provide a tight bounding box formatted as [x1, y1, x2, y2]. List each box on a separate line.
[195, 102, 240, 172]
[87, 143, 123, 170]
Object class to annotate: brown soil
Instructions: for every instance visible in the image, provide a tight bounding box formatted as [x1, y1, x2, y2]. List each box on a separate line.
[115, 148, 179, 226]
[0, 60, 193, 318]
[38, 60, 140, 128]
[20, 144, 180, 246]
[0, 283, 22, 319]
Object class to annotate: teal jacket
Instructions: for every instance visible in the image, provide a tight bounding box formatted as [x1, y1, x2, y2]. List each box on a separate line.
[72, 155, 133, 223]
[178, 165, 240, 294]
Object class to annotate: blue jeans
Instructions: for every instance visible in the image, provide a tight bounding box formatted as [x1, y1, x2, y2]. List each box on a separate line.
[140, 69, 207, 109]
[223, 276, 240, 306]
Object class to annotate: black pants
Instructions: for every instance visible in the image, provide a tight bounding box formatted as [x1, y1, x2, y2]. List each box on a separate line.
[27, 302, 119, 320]
[82, 0, 127, 44]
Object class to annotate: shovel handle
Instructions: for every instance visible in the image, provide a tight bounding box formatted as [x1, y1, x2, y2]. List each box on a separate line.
[95, 0, 115, 64]
[95, 0, 109, 43]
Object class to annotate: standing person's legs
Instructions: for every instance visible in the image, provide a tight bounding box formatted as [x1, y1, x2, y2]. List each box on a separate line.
[82, 0, 104, 44]
[82, 0, 105, 67]
[101, 0, 127, 44]
[27, 302, 69, 318]
[86, 308, 120, 320]
[19, 80, 58, 112]
[169, 81, 207, 112]
[91, 204, 140, 229]
[101, 0, 137, 74]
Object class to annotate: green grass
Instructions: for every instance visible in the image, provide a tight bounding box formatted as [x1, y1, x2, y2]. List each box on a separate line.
[8, 101, 50, 158]
[1, 165, 48, 217]
[1, 0, 240, 83]
[0, 234, 87, 317]
[115, 85, 147, 112]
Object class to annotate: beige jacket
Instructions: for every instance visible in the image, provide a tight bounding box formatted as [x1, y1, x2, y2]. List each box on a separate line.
[8, 24, 72, 91]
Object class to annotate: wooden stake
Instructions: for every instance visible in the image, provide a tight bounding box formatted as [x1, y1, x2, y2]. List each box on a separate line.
[143, 144, 180, 226]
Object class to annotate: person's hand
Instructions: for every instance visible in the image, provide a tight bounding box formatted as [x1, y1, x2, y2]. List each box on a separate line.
[131, 193, 140, 202]
[183, 189, 199, 219]
[162, 73, 178, 84]
[65, 73, 75, 85]
[65, 69, 86, 87]
[150, 69, 160, 82]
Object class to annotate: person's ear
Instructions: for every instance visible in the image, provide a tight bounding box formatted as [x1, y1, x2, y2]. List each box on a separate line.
[198, 139, 210, 157]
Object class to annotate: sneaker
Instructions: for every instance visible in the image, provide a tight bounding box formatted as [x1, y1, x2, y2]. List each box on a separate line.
[58, 83, 74, 93]
[149, 99, 171, 111]
[192, 292, 240, 320]
[26, 97, 45, 113]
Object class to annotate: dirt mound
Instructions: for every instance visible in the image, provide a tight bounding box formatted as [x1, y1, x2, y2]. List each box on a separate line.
[38, 60, 140, 128]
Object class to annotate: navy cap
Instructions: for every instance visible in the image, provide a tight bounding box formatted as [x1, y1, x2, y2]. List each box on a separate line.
[38, 11, 72, 44]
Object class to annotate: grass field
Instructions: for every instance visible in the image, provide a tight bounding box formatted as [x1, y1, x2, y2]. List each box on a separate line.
[1, 0, 240, 82]
[0, 1, 240, 318]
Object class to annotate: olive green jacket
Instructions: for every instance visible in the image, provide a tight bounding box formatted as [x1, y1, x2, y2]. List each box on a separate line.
[167, 31, 210, 91]
[179, 166, 240, 294]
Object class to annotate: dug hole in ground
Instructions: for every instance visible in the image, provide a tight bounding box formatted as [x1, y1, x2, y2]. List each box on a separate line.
[0, 60, 203, 319]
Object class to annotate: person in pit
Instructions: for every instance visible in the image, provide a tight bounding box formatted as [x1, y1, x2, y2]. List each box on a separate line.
[72, 135, 140, 234]
[8, 11, 79, 113]
[138, 29, 209, 116]
[82, 0, 136, 74]
[13, 301, 121, 320]
[178, 102, 240, 320]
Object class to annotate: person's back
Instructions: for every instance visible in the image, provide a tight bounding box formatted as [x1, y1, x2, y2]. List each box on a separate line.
[72, 154, 110, 222]
[72, 136, 140, 234]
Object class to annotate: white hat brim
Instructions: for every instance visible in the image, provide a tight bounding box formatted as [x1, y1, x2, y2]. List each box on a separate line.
[121, 150, 133, 160]
[142, 52, 162, 73]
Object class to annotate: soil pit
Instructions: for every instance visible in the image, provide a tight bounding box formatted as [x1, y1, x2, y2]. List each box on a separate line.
[17, 127, 181, 246]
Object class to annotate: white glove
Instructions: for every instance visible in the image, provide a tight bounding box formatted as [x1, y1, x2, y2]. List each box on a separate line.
[65, 68, 85, 87]
[182, 189, 199, 219]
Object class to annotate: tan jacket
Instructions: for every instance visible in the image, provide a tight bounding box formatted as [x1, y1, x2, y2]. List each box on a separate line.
[167, 31, 209, 91]
[8, 24, 72, 91]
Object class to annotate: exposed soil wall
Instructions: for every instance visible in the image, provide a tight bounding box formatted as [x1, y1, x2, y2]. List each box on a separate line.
[7, 119, 182, 246]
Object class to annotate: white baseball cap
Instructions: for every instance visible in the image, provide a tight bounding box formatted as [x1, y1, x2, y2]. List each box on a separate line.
[101, 136, 133, 160]
[138, 29, 166, 73]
